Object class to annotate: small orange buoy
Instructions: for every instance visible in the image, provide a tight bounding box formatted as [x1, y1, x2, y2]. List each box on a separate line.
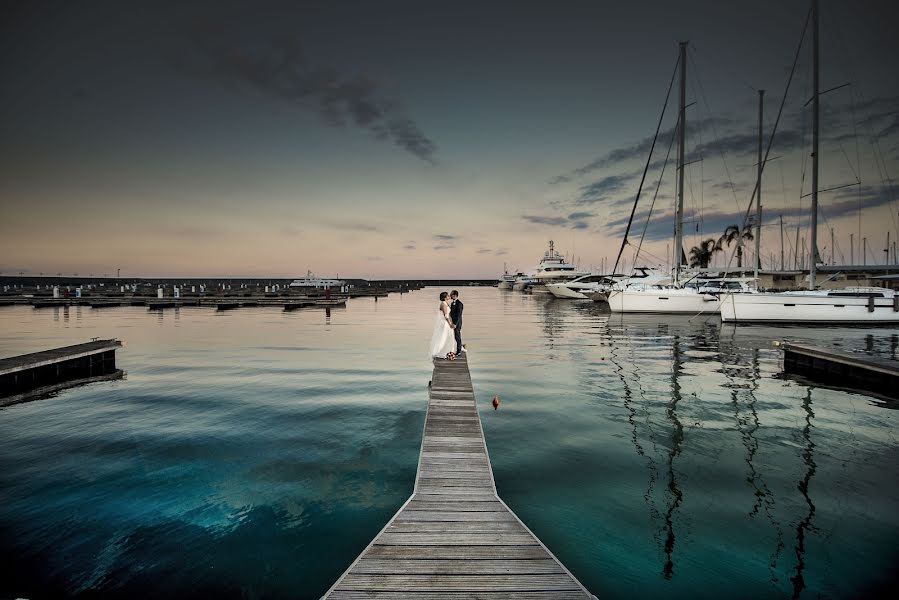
[492, 394, 500, 410]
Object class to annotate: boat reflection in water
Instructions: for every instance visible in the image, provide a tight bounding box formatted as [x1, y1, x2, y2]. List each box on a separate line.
[500, 297, 899, 598]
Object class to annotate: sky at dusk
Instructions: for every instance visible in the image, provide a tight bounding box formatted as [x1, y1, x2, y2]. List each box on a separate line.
[1, 0, 897, 278]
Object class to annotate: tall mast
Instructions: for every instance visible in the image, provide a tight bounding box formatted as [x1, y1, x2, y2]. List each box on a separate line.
[755, 89, 764, 279]
[780, 214, 785, 270]
[674, 41, 688, 285]
[809, 0, 819, 289]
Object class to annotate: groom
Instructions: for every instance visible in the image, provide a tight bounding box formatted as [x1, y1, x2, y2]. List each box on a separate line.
[450, 290, 464, 354]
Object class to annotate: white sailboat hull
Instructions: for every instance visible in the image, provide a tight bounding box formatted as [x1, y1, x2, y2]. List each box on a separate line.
[607, 289, 722, 314]
[720, 292, 899, 323]
[497, 282, 512, 290]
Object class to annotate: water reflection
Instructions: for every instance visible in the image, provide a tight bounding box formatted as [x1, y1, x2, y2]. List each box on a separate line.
[1, 291, 897, 599]
[722, 344, 784, 583]
[535, 302, 898, 595]
[791, 388, 817, 600]
[662, 337, 684, 580]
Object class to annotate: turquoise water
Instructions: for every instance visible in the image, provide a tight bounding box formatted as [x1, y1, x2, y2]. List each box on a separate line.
[0, 288, 897, 598]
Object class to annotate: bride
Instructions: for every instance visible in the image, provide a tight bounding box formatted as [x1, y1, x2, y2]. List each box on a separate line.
[429, 291, 456, 359]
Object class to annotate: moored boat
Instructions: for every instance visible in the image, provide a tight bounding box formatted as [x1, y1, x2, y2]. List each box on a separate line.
[529, 240, 589, 293]
[721, 288, 899, 323]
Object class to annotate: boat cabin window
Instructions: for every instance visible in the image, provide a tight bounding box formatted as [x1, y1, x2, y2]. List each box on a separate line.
[827, 291, 884, 297]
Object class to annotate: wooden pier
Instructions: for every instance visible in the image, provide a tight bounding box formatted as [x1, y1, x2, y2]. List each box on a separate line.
[1, 339, 123, 405]
[782, 342, 899, 399]
[323, 354, 593, 599]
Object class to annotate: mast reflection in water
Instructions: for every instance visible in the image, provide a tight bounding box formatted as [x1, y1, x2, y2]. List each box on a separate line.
[489, 296, 899, 599]
[1, 289, 897, 599]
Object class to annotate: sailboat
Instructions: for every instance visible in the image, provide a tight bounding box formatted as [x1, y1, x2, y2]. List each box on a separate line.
[608, 41, 740, 314]
[720, 0, 899, 324]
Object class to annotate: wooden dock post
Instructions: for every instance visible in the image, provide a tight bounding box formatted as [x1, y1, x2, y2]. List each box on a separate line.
[322, 353, 594, 599]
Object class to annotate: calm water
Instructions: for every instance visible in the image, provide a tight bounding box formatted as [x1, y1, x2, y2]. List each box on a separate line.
[1, 288, 898, 599]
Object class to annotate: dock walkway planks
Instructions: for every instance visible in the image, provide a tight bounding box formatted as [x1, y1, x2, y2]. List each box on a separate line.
[323, 353, 594, 599]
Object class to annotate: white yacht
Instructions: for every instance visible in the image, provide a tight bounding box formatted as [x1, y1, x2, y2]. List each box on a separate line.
[721, 287, 899, 323]
[497, 265, 521, 290]
[529, 240, 590, 293]
[512, 274, 533, 291]
[720, 1, 898, 325]
[607, 275, 754, 314]
[605, 42, 760, 315]
[547, 274, 624, 299]
[289, 271, 346, 289]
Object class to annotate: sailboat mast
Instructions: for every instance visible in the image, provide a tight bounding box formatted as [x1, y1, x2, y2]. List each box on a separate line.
[674, 41, 688, 285]
[780, 214, 785, 270]
[809, 0, 819, 289]
[755, 89, 764, 279]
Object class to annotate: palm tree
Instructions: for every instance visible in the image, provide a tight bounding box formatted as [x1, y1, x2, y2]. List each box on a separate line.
[719, 224, 755, 268]
[688, 238, 721, 268]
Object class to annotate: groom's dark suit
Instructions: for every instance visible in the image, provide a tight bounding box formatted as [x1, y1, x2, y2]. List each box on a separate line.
[450, 298, 464, 354]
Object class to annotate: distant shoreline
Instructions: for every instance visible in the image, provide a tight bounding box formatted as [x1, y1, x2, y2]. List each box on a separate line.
[0, 276, 497, 287]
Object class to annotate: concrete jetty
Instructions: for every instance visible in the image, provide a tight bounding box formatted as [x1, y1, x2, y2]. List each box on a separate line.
[322, 353, 593, 599]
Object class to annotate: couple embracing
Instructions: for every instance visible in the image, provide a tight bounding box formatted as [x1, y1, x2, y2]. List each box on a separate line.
[429, 290, 464, 360]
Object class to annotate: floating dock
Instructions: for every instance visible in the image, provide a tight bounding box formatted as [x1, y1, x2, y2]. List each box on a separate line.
[782, 342, 899, 399]
[323, 354, 593, 599]
[0, 339, 123, 406]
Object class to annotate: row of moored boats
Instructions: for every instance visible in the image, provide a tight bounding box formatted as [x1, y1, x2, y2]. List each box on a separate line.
[498, 240, 899, 324]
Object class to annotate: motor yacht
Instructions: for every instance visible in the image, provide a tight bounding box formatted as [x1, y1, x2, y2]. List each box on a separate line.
[289, 271, 346, 289]
[529, 240, 590, 293]
[497, 265, 521, 290]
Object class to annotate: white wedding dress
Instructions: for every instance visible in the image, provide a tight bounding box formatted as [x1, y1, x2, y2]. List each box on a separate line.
[428, 300, 456, 359]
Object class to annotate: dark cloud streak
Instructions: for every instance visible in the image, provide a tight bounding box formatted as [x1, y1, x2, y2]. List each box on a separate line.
[180, 33, 437, 163]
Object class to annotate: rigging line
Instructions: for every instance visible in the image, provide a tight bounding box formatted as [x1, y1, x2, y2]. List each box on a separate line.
[828, 2, 897, 244]
[726, 4, 812, 276]
[864, 104, 899, 237]
[635, 246, 670, 267]
[689, 49, 743, 214]
[633, 122, 680, 268]
[687, 57, 705, 242]
[849, 87, 862, 254]
[690, 43, 759, 94]
[836, 138, 860, 183]
[612, 51, 681, 277]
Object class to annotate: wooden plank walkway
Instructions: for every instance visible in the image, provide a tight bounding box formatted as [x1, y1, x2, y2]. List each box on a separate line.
[323, 353, 594, 599]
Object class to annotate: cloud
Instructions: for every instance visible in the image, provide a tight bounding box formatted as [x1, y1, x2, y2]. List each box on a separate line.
[476, 248, 492, 254]
[180, 33, 437, 163]
[685, 129, 804, 163]
[495, 249, 509, 256]
[522, 215, 568, 226]
[522, 213, 594, 229]
[433, 234, 457, 241]
[330, 222, 380, 232]
[402, 243, 416, 250]
[280, 226, 302, 237]
[606, 184, 897, 243]
[550, 116, 733, 184]
[575, 174, 634, 205]
[433, 244, 454, 251]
